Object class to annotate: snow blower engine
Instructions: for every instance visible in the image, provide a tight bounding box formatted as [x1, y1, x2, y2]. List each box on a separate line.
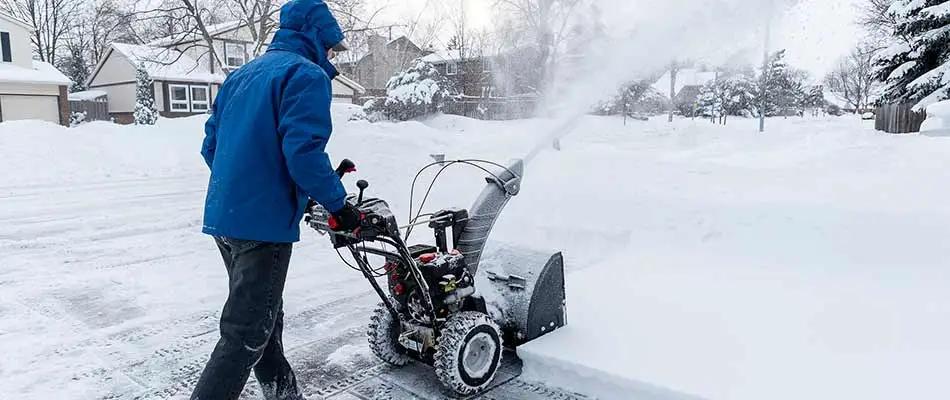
[305, 158, 567, 396]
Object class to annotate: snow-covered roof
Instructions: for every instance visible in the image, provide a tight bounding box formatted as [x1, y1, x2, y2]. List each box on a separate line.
[335, 74, 365, 94]
[421, 50, 466, 64]
[111, 43, 225, 84]
[651, 68, 719, 97]
[823, 89, 848, 108]
[421, 44, 537, 65]
[0, 60, 71, 85]
[0, 12, 32, 31]
[67, 90, 107, 101]
[420, 51, 482, 64]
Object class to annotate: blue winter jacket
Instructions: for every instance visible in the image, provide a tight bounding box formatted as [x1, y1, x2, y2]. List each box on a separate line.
[200, 0, 347, 243]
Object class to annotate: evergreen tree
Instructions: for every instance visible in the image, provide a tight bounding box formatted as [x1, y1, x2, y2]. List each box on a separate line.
[721, 73, 760, 118]
[756, 50, 810, 116]
[363, 58, 458, 121]
[803, 85, 828, 115]
[695, 72, 759, 123]
[759, 50, 789, 116]
[60, 46, 89, 93]
[697, 80, 724, 120]
[873, 0, 950, 109]
[133, 64, 158, 125]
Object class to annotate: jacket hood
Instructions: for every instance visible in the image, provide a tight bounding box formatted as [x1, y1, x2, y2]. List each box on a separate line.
[267, 0, 344, 79]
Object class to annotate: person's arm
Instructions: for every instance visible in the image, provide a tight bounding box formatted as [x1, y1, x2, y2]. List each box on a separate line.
[278, 67, 347, 213]
[201, 101, 218, 169]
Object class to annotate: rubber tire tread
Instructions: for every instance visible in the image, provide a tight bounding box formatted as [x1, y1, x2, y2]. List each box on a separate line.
[367, 301, 411, 366]
[433, 311, 503, 396]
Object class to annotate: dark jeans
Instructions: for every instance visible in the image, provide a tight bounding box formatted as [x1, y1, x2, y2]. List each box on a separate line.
[190, 237, 303, 400]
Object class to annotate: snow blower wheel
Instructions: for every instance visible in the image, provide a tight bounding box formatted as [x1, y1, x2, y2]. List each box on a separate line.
[367, 300, 411, 366]
[434, 312, 503, 395]
[305, 158, 568, 397]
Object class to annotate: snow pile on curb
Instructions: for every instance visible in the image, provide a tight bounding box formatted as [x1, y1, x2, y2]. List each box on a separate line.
[919, 100, 950, 137]
[514, 117, 950, 400]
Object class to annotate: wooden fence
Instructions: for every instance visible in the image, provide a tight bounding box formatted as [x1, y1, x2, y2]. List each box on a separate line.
[68, 100, 110, 123]
[441, 97, 539, 120]
[875, 103, 927, 134]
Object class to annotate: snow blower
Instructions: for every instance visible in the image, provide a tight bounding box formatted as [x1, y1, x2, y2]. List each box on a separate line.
[304, 158, 567, 396]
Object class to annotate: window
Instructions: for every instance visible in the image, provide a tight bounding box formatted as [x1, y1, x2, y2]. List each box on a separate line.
[482, 59, 491, 73]
[168, 84, 211, 112]
[191, 86, 209, 112]
[446, 61, 458, 75]
[1, 32, 11, 62]
[225, 42, 246, 68]
[481, 87, 494, 98]
[169, 85, 190, 111]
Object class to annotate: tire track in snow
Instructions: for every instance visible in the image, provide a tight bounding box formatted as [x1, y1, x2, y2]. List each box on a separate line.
[122, 290, 376, 400]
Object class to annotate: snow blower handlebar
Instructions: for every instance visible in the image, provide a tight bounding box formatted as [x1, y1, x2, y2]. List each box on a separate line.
[305, 158, 358, 219]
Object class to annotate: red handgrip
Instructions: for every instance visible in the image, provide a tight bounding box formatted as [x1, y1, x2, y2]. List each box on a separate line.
[328, 215, 339, 229]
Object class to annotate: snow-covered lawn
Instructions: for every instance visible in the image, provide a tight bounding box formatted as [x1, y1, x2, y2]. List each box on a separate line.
[2, 107, 947, 400]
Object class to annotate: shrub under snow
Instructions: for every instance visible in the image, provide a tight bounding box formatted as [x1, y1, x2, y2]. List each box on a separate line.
[363, 58, 458, 121]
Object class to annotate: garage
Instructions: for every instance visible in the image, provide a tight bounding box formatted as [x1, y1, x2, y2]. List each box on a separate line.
[0, 61, 71, 126]
[0, 95, 60, 123]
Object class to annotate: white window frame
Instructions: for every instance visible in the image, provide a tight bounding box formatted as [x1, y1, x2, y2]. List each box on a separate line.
[168, 84, 191, 112]
[225, 42, 246, 68]
[190, 85, 210, 112]
[446, 61, 458, 75]
[482, 59, 491, 73]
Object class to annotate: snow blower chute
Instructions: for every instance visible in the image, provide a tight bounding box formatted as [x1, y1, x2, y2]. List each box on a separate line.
[305, 158, 567, 396]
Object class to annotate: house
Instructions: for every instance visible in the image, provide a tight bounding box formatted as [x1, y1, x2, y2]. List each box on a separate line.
[0, 13, 72, 125]
[421, 47, 542, 99]
[87, 20, 365, 124]
[337, 35, 431, 94]
[651, 68, 719, 99]
[86, 43, 224, 124]
[651, 68, 718, 115]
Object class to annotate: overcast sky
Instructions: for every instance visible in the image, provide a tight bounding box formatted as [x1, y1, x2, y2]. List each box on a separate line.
[362, 0, 864, 78]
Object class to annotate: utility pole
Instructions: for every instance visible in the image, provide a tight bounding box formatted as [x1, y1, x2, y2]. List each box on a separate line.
[759, 0, 774, 133]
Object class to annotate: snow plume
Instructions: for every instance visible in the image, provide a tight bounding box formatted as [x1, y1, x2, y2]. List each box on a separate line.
[519, 0, 801, 165]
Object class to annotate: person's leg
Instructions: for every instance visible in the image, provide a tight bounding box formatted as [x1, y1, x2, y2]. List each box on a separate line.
[254, 297, 304, 400]
[190, 238, 293, 400]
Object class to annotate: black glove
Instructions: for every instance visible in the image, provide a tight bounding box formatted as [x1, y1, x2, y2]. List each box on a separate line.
[329, 203, 361, 232]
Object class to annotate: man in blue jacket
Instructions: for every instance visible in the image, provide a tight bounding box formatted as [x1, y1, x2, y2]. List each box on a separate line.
[192, 1, 360, 398]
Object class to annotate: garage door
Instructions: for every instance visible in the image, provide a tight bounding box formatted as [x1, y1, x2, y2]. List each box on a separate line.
[0, 95, 59, 124]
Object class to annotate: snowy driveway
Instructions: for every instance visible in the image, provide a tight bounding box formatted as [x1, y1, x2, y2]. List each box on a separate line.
[0, 173, 386, 399]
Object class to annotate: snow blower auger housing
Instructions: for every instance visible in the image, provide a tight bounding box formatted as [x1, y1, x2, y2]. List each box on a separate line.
[304, 158, 567, 396]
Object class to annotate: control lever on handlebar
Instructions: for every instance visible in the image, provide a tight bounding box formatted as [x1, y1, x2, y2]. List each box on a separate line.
[356, 180, 368, 205]
[307, 159, 357, 212]
[335, 159, 356, 178]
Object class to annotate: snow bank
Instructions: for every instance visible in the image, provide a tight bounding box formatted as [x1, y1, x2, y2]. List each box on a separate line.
[919, 100, 950, 137]
[516, 116, 950, 400]
[0, 104, 371, 188]
[0, 116, 209, 187]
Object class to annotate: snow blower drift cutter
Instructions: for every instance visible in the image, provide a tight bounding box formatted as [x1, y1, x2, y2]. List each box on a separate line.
[305, 158, 567, 396]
